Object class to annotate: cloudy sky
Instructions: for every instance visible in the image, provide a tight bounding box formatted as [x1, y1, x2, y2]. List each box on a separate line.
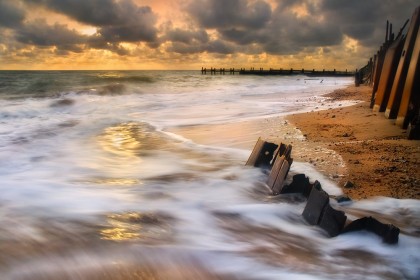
[0, 0, 418, 70]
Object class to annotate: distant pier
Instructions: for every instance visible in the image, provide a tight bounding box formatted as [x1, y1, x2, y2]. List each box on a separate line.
[201, 67, 355, 77]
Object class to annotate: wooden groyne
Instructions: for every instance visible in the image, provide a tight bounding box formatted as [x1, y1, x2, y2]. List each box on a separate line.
[201, 67, 355, 77]
[246, 138, 400, 244]
[357, 5, 419, 139]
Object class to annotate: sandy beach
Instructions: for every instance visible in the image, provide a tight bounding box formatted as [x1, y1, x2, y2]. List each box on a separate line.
[169, 85, 420, 200]
[288, 85, 420, 199]
[2, 71, 420, 279]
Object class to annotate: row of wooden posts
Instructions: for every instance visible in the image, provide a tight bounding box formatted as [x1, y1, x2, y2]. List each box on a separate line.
[201, 67, 355, 77]
[246, 138, 400, 244]
[356, 6, 419, 139]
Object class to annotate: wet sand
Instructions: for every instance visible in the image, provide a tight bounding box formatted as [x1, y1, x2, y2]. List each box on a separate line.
[288, 85, 420, 199]
[3, 85, 419, 279]
[168, 85, 420, 200]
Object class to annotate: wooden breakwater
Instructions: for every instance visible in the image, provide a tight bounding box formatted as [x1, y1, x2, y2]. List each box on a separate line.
[201, 67, 355, 77]
[357, 5, 419, 139]
[247, 138, 400, 244]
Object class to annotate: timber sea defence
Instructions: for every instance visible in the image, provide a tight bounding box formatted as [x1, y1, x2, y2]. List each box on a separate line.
[201, 67, 355, 77]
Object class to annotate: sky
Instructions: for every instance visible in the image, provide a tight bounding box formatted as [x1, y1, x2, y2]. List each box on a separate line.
[0, 0, 418, 70]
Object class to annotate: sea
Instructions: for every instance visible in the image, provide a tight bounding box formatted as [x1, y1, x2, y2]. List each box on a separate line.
[0, 70, 419, 279]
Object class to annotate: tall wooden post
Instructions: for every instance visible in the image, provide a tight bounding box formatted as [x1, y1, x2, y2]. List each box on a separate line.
[386, 7, 420, 119]
[372, 35, 405, 112]
[396, 10, 420, 128]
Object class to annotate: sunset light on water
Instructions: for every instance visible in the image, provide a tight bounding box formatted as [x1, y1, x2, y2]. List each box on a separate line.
[0, 1, 419, 279]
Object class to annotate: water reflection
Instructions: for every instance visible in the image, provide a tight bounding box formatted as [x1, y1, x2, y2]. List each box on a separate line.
[88, 177, 141, 186]
[97, 123, 145, 158]
[100, 212, 175, 243]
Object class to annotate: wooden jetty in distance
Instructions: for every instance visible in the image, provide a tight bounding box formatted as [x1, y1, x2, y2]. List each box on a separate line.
[201, 67, 355, 77]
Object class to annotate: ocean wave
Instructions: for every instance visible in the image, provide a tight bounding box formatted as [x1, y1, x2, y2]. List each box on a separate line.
[94, 74, 155, 84]
[49, 98, 75, 107]
[96, 83, 127, 95]
[96, 122, 165, 157]
[71, 84, 129, 96]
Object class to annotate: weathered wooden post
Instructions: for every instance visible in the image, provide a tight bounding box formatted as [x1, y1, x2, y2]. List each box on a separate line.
[396, 9, 420, 129]
[371, 21, 393, 108]
[266, 143, 293, 195]
[355, 69, 360, 87]
[386, 14, 418, 119]
[372, 34, 405, 112]
[246, 137, 279, 169]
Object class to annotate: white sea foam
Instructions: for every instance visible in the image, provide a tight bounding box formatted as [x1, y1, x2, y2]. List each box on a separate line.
[0, 71, 418, 279]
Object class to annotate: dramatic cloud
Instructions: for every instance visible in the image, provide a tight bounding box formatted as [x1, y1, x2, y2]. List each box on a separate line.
[188, 0, 272, 29]
[164, 28, 209, 45]
[185, 0, 418, 55]
[0, 0, 25, 28]
[161, 27, 226, 54]
[320, 0, 416, 45]
[1, 0, 419, 69]
[262, 1, 343, 54]
[187, 0, 343, 55]
[15, 19, 86, 51]
[26, 0, 159, 43]
[167, 39, 235, 55]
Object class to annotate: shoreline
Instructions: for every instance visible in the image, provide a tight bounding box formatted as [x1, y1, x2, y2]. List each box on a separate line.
[287, 85, 420, 199]
[167, 85, 420, 200]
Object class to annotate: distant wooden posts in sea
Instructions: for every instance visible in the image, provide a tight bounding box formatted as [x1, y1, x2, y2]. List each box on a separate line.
[201, 67, 355, 77]
[357, 5, 419, 139]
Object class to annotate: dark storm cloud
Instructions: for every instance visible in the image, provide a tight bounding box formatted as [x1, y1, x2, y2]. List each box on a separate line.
[15, 19, 86, 52]
[186, 0, 419, 55]
[206, 40, 235, 54]
[164, 28, 209, 44]
[187, 0, 342, 55]
[160, 22, 236, 55]
[87, 34, 130, 55]
[167, 40, 234, 55]
[219, 28, 270, 45]
[25, 0, 152, 27]
[98, 19, 156, 43]
[188, 0, 272, 29]
[0, 0, 25, 28]
[2, 0, 419, 61]
[25, 0, 159, 43]
[320, 0, 419, 45]
[262, 2, 343, 54]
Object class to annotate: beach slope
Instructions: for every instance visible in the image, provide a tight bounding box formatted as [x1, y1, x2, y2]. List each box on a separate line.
[288, 85, 420, 199]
